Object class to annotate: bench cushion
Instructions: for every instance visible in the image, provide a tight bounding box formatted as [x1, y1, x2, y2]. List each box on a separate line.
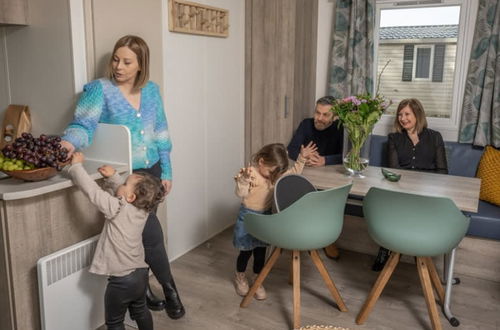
[369, 135, 389, 167]
[464, 201, 500, 240]
[444, 141, 483, 177]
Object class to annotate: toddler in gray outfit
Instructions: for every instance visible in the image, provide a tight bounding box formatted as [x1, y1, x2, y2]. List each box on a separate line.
[67, 152, 164, 330]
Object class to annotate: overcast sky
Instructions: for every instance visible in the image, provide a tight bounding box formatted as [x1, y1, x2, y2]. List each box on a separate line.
[380, 6, 460, 27]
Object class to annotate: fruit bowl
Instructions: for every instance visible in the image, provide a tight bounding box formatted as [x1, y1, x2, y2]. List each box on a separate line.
[2, 166, 59, 182]
[1, 160, 70, 182]
[1, 133, 70, 181]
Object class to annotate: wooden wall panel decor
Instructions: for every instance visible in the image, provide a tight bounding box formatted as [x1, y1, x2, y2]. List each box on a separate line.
[168, 0, 229, 38]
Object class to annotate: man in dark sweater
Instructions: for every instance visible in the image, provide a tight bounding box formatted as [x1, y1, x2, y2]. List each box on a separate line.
[287, 96, 343, 260]
[287, 96, 343, 166]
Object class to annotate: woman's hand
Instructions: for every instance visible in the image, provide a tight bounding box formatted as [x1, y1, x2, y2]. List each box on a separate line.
[162, 180, 172, 195]
[71, 152, 84, 164]
[98, 165, 116, 178]
[60, 140, 75, 160]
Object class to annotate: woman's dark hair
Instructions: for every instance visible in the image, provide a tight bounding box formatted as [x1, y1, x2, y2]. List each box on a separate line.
[131, 172, 165, 212]
[107, 35, 150, 90]
[251, 143, 289, 184]
[394, 98, 428, 134]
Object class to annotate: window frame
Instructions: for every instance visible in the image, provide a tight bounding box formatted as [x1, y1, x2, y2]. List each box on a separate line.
[413, 44, 434, 81]
[373, 0, 479, 141]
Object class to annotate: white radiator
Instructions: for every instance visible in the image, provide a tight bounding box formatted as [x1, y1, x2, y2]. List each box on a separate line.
[37, 235, 137, 330]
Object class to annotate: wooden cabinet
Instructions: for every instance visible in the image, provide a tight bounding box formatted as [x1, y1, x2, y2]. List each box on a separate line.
[245, 0, 318, 157]
[0, 0, 28, 25]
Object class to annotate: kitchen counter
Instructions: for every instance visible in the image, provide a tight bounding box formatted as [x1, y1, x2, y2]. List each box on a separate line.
[0, 124, 131, 330]
[0, 160, 129, 200]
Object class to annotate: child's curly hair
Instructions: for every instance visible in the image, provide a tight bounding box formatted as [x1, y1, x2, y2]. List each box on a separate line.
[131, 172, 165, 212]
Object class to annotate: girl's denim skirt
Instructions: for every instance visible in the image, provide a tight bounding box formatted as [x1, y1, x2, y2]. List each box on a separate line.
[233, 204, 270, 251]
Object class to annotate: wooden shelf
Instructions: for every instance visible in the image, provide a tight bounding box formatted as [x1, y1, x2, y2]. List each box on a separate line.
[168, 0, 229, 38]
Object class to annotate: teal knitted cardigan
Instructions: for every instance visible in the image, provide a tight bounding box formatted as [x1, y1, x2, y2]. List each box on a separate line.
[62, 78, 172, 180]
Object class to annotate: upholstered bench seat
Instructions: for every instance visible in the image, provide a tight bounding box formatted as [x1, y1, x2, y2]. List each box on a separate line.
[464, 201, 500, 240]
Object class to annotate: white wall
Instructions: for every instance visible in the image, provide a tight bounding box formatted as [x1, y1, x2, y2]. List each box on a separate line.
[316, 0, 335, 100]
[163, 0, 245, 260]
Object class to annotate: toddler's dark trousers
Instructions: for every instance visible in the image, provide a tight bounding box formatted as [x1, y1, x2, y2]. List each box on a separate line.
[105, 268, 153, 330]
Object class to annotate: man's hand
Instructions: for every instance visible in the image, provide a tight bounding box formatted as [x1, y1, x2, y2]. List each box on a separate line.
[299, 141, 318, 160]
[306, 153, 326, 167]
[71, 152, 84, 164]
[98, 165, 116, 178]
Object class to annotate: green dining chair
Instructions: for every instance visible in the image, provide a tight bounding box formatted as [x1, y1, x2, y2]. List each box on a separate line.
[356, 187, 470, 330]
[240, 184, 352, 330]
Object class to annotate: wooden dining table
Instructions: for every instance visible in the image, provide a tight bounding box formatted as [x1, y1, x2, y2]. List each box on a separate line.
[302, 164, 481, 326]
[302, 164, 481, 213]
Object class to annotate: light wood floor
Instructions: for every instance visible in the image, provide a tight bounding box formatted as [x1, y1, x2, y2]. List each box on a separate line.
[126, 227, 500, 330]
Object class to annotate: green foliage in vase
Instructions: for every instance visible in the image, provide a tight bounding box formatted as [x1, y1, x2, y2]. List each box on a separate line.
[331, 94, 392, 172]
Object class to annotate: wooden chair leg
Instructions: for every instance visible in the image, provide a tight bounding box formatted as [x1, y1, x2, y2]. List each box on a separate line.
[417, 257, 443, 330]
[356, 252, 401, 325]
[324, 243, 340, 259]
[288, 251, 293, 285]
[309, 250, 348, 312]
[240, 247, 282, 308]
[292, 250, 301, 330]
[424, 257, 445, 305]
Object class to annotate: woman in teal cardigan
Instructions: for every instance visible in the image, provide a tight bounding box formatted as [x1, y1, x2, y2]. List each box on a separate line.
[61, 35, 184, 320]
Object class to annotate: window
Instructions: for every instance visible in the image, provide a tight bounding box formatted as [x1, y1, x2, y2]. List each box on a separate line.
[402, 44, 446, 82]
[374, 0, 478, 139]
[415, 45, 432, 79]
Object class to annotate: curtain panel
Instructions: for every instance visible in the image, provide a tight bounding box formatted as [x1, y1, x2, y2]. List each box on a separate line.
[327, 0, 375, 98]
[459, 0, 500, 147]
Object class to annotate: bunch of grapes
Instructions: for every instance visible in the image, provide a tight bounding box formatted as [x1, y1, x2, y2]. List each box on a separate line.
[0, 132, 68, 171]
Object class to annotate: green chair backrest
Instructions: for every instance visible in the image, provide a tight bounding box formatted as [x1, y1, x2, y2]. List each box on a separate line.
[363, 187, 470, 256]
[244, 184, 352, 251]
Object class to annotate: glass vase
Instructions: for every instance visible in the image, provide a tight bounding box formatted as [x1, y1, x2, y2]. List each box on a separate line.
[342, 127, 372, 178]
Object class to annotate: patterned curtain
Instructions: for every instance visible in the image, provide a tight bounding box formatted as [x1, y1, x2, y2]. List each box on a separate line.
[459, 0, 500, 147]
[327, 0, 375, 98]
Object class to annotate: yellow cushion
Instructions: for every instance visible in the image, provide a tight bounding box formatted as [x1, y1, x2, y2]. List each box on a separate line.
[476, 145, 500, 206]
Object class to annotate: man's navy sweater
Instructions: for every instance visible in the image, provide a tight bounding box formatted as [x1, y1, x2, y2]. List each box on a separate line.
[287, 118, 343, 165]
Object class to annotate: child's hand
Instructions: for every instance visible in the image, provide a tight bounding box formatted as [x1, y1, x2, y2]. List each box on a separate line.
[234, 165, 255, 184]
[98, 165, 116, 178]
[71, 152, 84, 164]
[300, 141, 318, 159]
